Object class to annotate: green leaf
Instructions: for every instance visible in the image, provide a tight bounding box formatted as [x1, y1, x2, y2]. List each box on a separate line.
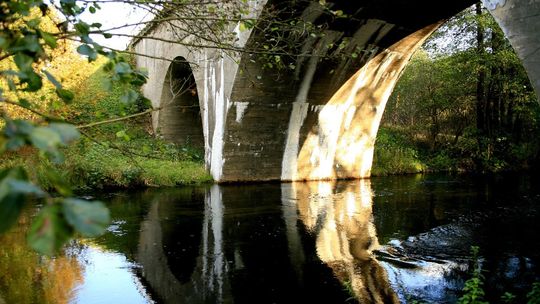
[27, 18, 41, 29]
[77, 44, 97, 61]
[29, 126, 62, 152]
[62, 198, 110, 237]
[0, 166, 27, 181]
[116, 130, 131, 141]
[3, 119, 34, 138]
[239, 22, 247, 32]
[101, 78, 113, 91]
[6, 179, 45, 197]
[43, 70, 62, 88]
[28, 204, 73, 256]
[21, 35, 41, 53]
[103, 33, 112, 39]
[39, 31, 57, 48]
[0, 188, 25, 233]
[130, 71, 147, 86]
[55, 88, 74, 103]
[4, 137, 26, 150]
[114, 62, 132, 74]
[25, 70, 43, 92]
[89, 6, 96, 13]
[119, 89, 138, 104]
[0, 168, 29, 233]
[7, 77, 16, 91]
[115, 130, 126, 138]
[14, 53, 34, 72]
[18, 98, 31, 108]
[74, 22, 90, 35]
[0, 35, 7, 49]
[0, 167, 46, 232]
[48, 123, 80, 144]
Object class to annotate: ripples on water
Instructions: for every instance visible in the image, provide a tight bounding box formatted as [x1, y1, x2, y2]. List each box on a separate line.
[0, 173, 539, 303]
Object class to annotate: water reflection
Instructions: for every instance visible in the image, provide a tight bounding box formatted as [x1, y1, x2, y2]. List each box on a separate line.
[1, 174, 539, 303]
[132, 181, 398, 303]
[0, 212, 83, 304]
[288, 180, 399, 303]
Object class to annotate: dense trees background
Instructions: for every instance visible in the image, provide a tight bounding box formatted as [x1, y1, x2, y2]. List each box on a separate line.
[375, 2, 540, 174]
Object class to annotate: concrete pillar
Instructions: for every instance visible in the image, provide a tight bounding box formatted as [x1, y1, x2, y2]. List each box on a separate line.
[485, 0, 540, 100]
[292, 24, 441, 181]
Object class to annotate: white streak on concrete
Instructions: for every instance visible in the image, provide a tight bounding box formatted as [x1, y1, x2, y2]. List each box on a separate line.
[210, 55, 227, 180]
[203, 51, 211, 168]
[235, 101, 249, 123]
[313, 104, 347, 178]
[281, 102, 310, 180]
[281, 48, 321, 180]
[344, 106, 356, 130]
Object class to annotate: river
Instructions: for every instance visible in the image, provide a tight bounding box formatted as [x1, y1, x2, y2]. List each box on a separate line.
[0, 173, 539, 303]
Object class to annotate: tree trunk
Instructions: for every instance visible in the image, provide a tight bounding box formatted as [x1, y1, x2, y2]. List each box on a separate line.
[475, 2, 487, 136]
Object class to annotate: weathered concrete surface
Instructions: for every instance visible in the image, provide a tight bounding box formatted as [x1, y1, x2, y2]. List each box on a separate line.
[291, 24, 440, 181]
[132, 0, 540, 182]
[485, 0, 540, 98]
[157, 57, 205, 149]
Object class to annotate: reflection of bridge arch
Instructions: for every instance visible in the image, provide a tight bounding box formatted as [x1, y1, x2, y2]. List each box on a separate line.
[136, 186, 226, 303]
[133, 0, 540, 182]
[135, 182, 399, 303]
[289, 180, 399, 303]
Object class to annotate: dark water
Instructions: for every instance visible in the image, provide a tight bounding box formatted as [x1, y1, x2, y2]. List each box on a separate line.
[0, 174, 539, 304]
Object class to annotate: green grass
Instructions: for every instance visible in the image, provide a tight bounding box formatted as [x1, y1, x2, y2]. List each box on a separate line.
[64, 142, 212, 190]
[2, 61, 212, 191]
[372, 127, 426, 176]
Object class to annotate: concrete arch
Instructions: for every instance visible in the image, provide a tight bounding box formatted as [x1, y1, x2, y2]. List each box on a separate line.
[157, 56, 204, 150]
[132, 0, 540, 182]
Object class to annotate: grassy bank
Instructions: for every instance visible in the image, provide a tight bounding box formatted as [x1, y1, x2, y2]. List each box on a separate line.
[2, 60, 212, 191]
[371, 128, 426, 176]
[372, 126, 540, 176]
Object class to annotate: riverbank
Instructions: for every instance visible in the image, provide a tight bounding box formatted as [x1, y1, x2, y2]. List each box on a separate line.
[371, 126, 540, 176]
[1, 61, 212, 191]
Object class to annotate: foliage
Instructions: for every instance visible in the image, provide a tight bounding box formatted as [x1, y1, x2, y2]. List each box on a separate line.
[377, 2, 540, 175]
[459, 246, 488, 304]
[372, 127, 425, 175]
[0, 0, 152, 255]
[457, 246, 540, 304]
[64, 140, 211, 189]
[0, 209, 83, 304]
[0, 64, 211, 191]
[528, 283, 540, 304]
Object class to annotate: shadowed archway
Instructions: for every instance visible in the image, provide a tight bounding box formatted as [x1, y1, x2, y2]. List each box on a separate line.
[157, 57, 204, 150]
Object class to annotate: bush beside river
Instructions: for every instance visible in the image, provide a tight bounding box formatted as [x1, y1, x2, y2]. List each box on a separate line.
[1, 61, 211, 191]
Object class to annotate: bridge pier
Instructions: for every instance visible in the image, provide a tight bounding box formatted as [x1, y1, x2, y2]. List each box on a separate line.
[485, 0, 540, 101]
[132, 0, 540, 182]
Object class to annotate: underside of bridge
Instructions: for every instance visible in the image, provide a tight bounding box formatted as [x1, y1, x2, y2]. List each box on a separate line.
[132, 0, 539, 182]
[157, 56, 205, 150]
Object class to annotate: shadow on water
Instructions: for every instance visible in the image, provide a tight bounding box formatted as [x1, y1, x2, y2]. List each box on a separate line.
[1, 173, 540, 303]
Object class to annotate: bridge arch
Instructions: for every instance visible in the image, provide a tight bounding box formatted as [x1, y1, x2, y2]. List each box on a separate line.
[157, 56, 204, 151]
[132, 0, 540, 182]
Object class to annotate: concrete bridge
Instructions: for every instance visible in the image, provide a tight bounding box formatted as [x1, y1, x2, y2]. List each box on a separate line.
[132, 0, 540, 182]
